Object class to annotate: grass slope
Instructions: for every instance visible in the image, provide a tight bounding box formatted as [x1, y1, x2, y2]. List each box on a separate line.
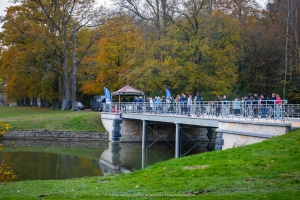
[1, 129, 299, 199]
[0, 107, 105, 132]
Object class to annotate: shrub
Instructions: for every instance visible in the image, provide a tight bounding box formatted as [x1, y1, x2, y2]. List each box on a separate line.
[0, 121, 11, 136]
[0, 164, 17, 182]
[0, 121, 17, 182]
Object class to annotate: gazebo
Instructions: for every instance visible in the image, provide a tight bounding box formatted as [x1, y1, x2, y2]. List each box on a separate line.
[112, 85, 145, 103]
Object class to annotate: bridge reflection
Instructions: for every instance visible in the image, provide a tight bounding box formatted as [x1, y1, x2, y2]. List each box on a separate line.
[99, 141, 208, 175]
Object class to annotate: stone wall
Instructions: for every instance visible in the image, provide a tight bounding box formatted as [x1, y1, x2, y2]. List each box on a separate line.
[216, 120, 291, 150]
[1, 131, 108, 141]
[0, 139, 108, 148]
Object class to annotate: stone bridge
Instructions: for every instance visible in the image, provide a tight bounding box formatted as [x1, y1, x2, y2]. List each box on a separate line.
[100, 102, 299, 158]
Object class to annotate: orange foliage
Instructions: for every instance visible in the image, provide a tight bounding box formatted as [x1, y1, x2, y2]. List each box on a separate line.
[80, 15, 144, 94]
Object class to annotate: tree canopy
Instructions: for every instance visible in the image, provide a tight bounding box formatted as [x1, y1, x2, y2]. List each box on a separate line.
[0, 0, 299, 106]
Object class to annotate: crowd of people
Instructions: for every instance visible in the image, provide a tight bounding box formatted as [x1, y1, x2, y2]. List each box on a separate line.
[214, 93, 282, 119]
[119, 92, 283, 119]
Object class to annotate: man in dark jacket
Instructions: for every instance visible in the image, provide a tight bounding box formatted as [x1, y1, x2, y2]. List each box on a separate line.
[243, 96, 248, 117]
[195, 92, 201, 116]
[261, 94, 269, 118]
[214, 95, 221, 117]
[270, 93, 276, 118]
[252, 94, 259, 117]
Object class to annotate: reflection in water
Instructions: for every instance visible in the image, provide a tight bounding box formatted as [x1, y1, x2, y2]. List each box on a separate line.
[0, 140, 208, 181]
[100, 141, 208, 175]
[0, 151, 103, 181]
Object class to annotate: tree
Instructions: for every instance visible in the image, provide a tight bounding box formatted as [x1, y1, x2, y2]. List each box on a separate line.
[80, 15, 144, 94]
[2, 0, 109, 109]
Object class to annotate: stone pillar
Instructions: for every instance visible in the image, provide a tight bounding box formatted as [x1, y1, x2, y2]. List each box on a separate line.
[111, 118, 122, 142]
[207, 127, 214, 151]
[142, 148, 147, 169]
[215, 132, 224, 150]
[175, 123, 182, 158]
[142, 120, 148, 148]
[110, 142, 121, 165]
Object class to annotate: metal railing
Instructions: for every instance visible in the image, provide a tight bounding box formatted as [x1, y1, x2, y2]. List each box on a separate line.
[102, 100, 297, 123]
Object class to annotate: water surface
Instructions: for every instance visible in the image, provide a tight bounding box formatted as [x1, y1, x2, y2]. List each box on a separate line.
[0, 140, 208, 181]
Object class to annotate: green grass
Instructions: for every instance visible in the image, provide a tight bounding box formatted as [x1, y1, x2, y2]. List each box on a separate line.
[1, 129, 300, 199]
[0, 107, 106, 132]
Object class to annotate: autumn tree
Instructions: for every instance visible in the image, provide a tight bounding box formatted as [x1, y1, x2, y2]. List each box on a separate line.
[2, 0, 109, 109]
[0, 3, 59, 106]
[235, 0, 300, 100]
[115, 1, 241, 98]
[80, 15, 144, 95]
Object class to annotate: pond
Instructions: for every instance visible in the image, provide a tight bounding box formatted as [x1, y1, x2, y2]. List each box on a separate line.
[0, 140, 209, 181]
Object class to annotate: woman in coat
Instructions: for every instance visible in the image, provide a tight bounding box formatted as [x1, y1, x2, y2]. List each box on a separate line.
[233, 98, 240, 116]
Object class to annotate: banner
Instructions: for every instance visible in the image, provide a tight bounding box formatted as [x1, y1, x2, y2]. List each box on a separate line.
[166, 88, 171, 98]
[104, 87, 112, 104]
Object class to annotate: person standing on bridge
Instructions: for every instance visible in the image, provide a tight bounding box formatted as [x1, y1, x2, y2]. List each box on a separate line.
[157, 97, 162, 114]
[161, 96, 167, 114]
[261, 94, 268, 118]
[149, 97, 153, 113]
[133, 96, 138, 113]
[180, 94, 185, 115]
[121, 97, 127, 113]
[242, 95, 248, 117]
[252, 94, 259, 117]
[275, 94, 282, 119]
[187, 95, 192, 117]
[222, 95, 228, 116]
[233, 98, 240, 116]
[176, 95, 180, 115]
[214, 95, 221, 117]
[195, 92, 201, 116]
[270, 93, 276, 118]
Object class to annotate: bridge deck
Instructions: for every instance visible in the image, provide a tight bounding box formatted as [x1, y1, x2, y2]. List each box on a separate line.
[121, 113, 219, 127]
[120, 112, 300, 128]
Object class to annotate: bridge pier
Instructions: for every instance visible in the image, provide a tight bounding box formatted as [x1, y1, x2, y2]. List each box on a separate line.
[142, 120, 148, 149]
[175, 123, 182, 158]
[207, 127, 214, 151]
[142, 148, 147, 169]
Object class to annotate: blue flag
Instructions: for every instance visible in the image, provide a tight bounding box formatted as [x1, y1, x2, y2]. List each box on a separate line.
[166, 88, 171, 98]
[104, 87, 111, 104]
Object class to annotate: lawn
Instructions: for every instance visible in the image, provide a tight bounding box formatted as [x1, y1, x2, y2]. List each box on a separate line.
[0, 128, 299, 199]
[0, 106, 106, 132]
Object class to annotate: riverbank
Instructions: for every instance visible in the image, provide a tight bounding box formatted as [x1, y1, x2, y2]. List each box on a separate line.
[1, 128, 299, 199]
[1, 130, 108, 140]
[0, 107, 106, 132]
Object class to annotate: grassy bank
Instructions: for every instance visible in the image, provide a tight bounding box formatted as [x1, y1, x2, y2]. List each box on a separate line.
[0, 107, 105, 132]
[0, 129, 299, 199]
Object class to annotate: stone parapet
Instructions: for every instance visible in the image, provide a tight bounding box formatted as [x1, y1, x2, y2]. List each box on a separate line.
[1, 131, 108, 141]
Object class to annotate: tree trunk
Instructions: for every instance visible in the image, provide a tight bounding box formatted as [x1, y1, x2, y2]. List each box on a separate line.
[72, 28, 77, 111]
[283, 0, 290, 99]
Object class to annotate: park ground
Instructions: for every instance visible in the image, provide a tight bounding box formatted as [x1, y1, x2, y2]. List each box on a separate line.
[0, 107, 300, 199]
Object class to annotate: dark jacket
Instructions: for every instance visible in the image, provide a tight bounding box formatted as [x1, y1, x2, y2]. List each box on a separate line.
[261, 97, 268, 107]
[252, 97, 259, 106]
